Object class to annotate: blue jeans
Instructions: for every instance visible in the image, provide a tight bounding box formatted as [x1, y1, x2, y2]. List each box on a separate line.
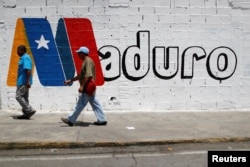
[68, 93, 107, 123]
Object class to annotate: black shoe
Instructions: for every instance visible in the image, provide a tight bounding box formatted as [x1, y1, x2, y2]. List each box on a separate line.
[94, 121, 107, 126]
[27, 110, 36, 118]
[61, 117, 73, 127]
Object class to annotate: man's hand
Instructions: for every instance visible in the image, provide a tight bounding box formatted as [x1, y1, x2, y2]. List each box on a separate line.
[26, 82, 31, 88]
[64, 80, 72, 86]
[78, 86, 84, 93]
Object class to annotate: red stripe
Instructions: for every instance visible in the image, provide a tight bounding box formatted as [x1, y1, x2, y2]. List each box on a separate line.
[64, 18, 104, 86]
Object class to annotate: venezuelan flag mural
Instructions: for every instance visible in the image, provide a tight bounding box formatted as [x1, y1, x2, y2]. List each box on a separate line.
[7, 18, 104, 86]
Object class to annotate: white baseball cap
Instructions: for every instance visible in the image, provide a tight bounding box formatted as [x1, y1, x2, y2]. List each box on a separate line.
[76, 46, 89, 55]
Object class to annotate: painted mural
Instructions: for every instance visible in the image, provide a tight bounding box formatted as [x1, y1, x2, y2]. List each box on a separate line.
[7, 18, 104, 87]
[99, 31, 237, 82]
[7, 18, 237, 87]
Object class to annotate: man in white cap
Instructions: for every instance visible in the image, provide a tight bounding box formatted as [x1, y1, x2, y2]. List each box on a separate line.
[61, 46, 107, 126]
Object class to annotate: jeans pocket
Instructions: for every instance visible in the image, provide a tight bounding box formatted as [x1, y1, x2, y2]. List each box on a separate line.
[17, 85, 28, 94]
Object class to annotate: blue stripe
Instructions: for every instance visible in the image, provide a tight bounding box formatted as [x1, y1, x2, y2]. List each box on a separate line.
[55, 18, 75, 82]
[22, 18, 65, 86]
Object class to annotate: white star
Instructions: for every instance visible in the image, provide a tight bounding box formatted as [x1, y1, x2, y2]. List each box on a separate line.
[35, 35, 50, 49]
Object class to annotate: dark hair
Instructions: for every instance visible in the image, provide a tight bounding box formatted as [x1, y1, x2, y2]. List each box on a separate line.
[18, 45, 27, 53]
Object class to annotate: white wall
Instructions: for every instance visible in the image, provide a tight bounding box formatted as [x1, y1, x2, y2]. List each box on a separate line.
[0, 0, 250, 112]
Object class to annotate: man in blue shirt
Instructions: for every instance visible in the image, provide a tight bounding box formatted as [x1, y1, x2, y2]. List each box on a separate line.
[15, 45, 36, 119]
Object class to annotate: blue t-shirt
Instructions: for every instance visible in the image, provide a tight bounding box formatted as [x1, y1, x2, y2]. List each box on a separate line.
[17, 53, 33, 86]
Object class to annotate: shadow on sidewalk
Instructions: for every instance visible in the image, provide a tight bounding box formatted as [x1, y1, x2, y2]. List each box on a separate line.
[10, 115, 96, 127]
[60, 121, 94, 127]
[11, 115, 33, 120]
[75, 121, 94, 127]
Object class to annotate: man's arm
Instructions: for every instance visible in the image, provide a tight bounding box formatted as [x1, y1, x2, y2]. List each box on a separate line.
[25, 69, 31, 88]
[78, 76, 92, 93]
[64, 75, 80, 85]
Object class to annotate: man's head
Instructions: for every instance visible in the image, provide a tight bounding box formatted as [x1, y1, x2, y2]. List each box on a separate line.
[17, 45, 27, 57]
[76, 46, 89, 60]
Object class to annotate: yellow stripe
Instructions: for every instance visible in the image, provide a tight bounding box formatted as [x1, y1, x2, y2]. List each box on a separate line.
[7, 18, 34, 86]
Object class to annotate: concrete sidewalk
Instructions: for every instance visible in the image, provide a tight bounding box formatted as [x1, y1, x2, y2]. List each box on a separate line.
[0, 110, 250, 149]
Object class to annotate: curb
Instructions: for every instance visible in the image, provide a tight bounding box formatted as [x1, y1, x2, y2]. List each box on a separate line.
[1, 137, 250, 150]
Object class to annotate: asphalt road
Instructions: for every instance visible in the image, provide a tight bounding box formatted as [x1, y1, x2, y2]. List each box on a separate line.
[0, 141, 249, 167]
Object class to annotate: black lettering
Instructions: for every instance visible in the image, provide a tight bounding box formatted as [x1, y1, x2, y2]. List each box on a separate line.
[99, 32, 238, 83]
[122, 31, 150, 81]
[206, 46, 237, 82]
[181, 46, 206, 78]
[153, 46, 179, 79]
[99, 45, 121, 81]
